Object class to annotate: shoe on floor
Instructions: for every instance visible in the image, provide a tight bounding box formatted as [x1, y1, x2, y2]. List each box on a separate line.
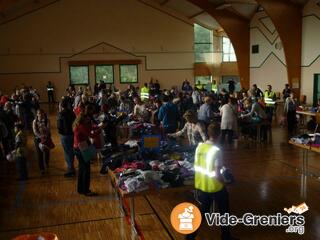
[64, 172, 76, 178]
[84, 191, 98, 197]
[227, 237, 240, 240]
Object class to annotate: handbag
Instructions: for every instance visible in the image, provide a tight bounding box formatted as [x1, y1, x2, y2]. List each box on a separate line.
[78, 141, 97, 163]
[6, 150, 17, 162]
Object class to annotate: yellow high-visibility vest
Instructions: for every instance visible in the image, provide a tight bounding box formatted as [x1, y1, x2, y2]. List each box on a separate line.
[140, 86, 149, 101]
[264, 91, 276, 107]
[194, 143, 223, 193]
[195, 84, 203, 90]
[211, 83, 218, 93]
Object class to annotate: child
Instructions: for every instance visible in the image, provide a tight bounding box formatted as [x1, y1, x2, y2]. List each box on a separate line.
[14, 123, 28, 181]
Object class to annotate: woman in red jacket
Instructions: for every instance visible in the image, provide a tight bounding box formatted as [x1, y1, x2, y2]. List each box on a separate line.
[73, 109, 99, 196]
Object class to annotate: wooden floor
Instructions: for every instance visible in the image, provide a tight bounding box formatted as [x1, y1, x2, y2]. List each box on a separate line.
[1, 104, 320, 240]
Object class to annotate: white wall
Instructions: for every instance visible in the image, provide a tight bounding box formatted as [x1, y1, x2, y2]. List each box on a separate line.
[250, 11, 288, 94]
[0, 0, 194, 100]
[301, 0, 320, 104]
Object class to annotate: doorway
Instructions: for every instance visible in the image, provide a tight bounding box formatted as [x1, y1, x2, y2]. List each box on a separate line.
[313, 74, 320, 106]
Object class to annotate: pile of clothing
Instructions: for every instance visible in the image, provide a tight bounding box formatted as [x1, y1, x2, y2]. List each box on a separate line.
[110, 138, 196, 193]
[118, 170, 166, 193]
[290, 134, 314, 145]
[116, 157, 195, 193]
[127, 122, 159, 139]
[114, 161, 146, 174]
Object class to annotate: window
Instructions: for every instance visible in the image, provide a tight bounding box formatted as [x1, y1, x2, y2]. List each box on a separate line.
[195, 76, 212, 85]
[69, 66, 89, 85]
[194, 24, 213, 63]
[95, 65, 114, 83]
[120, 65, 138, 83]
[222, 37, 236, 62]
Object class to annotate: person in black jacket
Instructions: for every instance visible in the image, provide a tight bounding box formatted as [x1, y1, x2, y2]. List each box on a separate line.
[99, 104, 126, 175]
[57, 97, 76, 177]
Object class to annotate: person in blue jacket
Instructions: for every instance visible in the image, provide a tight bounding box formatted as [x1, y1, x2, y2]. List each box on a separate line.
[158, 95, 179, 134]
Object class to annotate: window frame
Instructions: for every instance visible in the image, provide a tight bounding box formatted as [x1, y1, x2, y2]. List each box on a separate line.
[194, 75, 212, 85]
[69, 65, 89, 85]
[94, 64, 114, 84]
[222, 37, 237, 62]
[119, 64, 139, 84]
[194, 24, 214, 63]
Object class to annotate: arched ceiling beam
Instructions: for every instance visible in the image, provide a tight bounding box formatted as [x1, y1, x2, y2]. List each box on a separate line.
[188, 0, 250, 89]
[0, 0, 20, 13]
[256, 0, 302, 95]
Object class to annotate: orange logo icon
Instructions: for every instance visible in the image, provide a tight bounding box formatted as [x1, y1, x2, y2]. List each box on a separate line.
[170, 202, 202, 234]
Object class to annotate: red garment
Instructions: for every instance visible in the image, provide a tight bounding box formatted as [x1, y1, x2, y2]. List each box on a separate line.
[73, 124, 92, 149]
[0, 95, 9, 106]
[74, 106, 82, 116]
[114, 161, 146, 173]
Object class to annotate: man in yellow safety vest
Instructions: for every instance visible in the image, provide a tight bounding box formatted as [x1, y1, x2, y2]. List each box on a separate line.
[211, 80, 218, 93]
[140, 83, 150, 101]
[264, 84, 276, 122]
[195, 80, 203, 91]
[186, 123, 238, 240]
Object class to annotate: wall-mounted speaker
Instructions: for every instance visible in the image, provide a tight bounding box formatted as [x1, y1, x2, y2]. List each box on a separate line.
[252, 45, 259, 54]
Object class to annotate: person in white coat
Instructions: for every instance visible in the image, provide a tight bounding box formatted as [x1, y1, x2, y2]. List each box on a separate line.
[220, 97, 238, 145]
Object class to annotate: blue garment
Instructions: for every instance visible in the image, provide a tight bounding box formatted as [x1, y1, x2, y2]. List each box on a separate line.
[198, 103, 213, 124]
[182, 84, 193, 92]
[60, 135, 75, 172]
[158, 102, 179, 132]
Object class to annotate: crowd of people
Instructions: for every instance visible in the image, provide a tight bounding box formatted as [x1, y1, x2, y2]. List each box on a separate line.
[1, 80, 320, 240]
[1, 81, 319, 182]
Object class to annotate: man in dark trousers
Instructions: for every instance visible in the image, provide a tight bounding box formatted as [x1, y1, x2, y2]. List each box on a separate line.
[47, 81, 55, 103]
[186, 123, 238, 240]
[57, 97, 76, 177]
[228, 80, 235, 94]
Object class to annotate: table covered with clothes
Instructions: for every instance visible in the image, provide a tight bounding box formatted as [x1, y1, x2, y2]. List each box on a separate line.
[289, 133, 320, 199]
[106, 139, 195, 235]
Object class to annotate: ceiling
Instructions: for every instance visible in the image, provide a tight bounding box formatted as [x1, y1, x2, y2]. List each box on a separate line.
[0, 0, 58, 24]
[149, 0, 309, 31]
[0, 0, 310, 27]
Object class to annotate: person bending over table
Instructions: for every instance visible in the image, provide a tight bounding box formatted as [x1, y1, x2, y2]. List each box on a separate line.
[240, 98, 267, 121]
[167, 110, 207, 146]
[240, 98, 268, 140]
